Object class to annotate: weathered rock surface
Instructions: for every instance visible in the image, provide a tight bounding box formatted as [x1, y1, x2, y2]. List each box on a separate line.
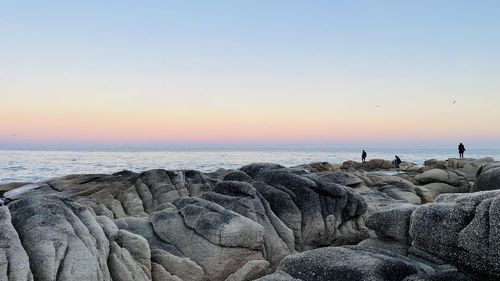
[410, 191, 500, 279]
[256, 246, 429, 281]
[472, 162, 500, 192]
[414, 169, 470, 200]
[460, 157, 495, 180]
[239, 163, 369, 249]
[292, 162, 341, 173]
[1, 160, 499, 281]
[0, 206, 33, 281]
[9, 195, 111, 281]
[366, 204, 417, 242]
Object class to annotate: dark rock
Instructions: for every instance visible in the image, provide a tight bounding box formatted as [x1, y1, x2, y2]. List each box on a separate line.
[367, 204, 417, 242]
[223, 171, 253, 183]
[472, 162, 500, 192]
[260, 246, 426, 281]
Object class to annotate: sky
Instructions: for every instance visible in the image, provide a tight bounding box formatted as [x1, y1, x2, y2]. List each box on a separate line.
[1, 0, 499, 149]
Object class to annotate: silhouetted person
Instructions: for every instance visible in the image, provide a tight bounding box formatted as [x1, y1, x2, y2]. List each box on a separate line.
[458, 143, 465, 158]
[361, 150, 367, 163]
[393, 155, 402, 167]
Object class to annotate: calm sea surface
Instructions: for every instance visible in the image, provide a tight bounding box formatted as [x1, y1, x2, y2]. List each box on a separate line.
[1, 148, 499, 184]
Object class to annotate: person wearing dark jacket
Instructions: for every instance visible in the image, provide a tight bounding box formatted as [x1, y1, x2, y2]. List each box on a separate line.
[458, 143, 466, 158]
[393, 155, 402, 167]
[361, 150, 367, 163]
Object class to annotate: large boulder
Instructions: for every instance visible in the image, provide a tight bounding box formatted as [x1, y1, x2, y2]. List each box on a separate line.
[0, 206, 33, 281]
[410, 191, 500, 279]
[447, 158, 478, 170]
[201, 181, 295, 268]
[371, 178, 421, 205]
[314, 171, 363, 187]
[471, 162, 500, 192]
[150, 197, 266, 280]
[8, 195, 111, 281]
[415, 169, 470, 200]
[256, 246, 429, 281]
[341, 159, 397, 171]
[460, 157, 495, 180]
[292, 162, 341, 173]
[239, 164, 369, 250]
[366, 204, 418, 242]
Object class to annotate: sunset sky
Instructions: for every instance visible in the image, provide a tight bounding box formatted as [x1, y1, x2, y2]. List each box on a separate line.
[1, 1, 499, 148]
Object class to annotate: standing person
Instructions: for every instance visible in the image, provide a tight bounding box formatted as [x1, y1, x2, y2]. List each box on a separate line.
[361, 150, 367, 163]
[458, 143, 466, 158]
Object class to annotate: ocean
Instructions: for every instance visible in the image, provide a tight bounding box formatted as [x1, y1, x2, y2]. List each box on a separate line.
[1, 147, 499, 184]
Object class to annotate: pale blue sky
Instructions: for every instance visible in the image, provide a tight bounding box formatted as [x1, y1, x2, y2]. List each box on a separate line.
[1, 1, 499, 148]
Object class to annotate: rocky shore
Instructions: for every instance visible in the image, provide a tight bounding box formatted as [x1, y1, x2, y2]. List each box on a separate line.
[0, 157, 499, 281]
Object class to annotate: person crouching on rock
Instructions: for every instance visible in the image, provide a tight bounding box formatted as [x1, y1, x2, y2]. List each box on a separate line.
[393, 155, 402, 168]
[458, 143, 466, 158]
[361, 150, 367, 163]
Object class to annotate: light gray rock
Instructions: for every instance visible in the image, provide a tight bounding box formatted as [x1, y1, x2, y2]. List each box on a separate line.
[225, 260, 270, 281]
[202, 181, 295, 268]
[150, 197, 266, 280]
[410, 191, 500, 279]
[460, 157, 495, 180]
[447, 158, 477, 170]
[8, 195, 111, 281]
[151, 249, 204, 281]
[415, 169, 465, 186]
[372, 183, 421, 205]
[341, 159, 397, 171]
[314, 171, 363, 187]
[114, 229, 152, 277]
[419, 182, 470, 201]
[151, 263, 183, 281]
[108, 241, 151, 281]
[0, 206, 33, 281]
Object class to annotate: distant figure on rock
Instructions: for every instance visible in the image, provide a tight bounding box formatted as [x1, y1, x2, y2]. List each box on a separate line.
[458, 143, 466, 158]
[361, 150, 367, 163]
[393, 155, 402, 167]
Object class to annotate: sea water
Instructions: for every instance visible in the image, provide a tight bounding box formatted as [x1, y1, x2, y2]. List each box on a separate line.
[1, 147, 499, 184]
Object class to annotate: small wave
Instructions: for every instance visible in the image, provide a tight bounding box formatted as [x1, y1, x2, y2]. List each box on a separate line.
[5, 166, 27, 171]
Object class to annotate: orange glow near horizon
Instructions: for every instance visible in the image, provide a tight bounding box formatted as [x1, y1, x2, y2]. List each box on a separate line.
[2, 95, 499, 146]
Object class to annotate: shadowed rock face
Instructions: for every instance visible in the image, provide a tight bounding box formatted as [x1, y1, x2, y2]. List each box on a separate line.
[240, 163, 369, 250]
[472, 162, 500, 192]
[260, 190, 500, 281]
